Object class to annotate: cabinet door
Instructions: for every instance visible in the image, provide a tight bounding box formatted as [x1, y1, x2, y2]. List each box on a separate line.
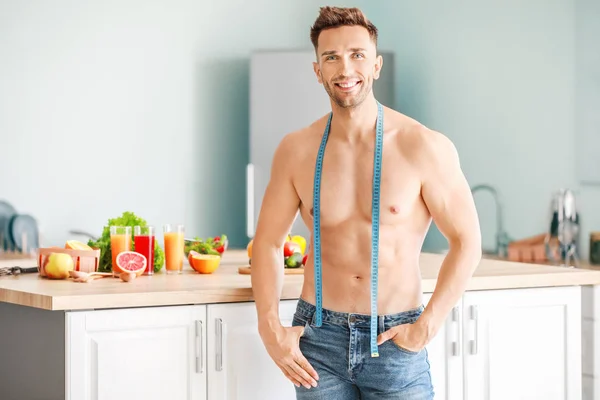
[207, 300, 298, 400]
[463, 286, 581, 400]
[422, 293, 464, 400]
[66, 305, 206, 400]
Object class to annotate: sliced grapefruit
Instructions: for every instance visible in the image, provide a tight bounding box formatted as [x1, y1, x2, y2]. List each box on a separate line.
[115, 251, 147, 276]
[190, 253, 220, 274]
[65, 240, 92, 250]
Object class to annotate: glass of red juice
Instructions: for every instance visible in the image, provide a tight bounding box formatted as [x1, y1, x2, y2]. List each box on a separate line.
[134, 226, 155, 275]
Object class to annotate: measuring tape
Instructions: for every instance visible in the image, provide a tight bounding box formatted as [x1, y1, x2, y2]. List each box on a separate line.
[312, 101, 384, 358]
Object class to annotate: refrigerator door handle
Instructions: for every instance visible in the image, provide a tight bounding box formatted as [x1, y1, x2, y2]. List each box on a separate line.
[246, 163, 255, 238]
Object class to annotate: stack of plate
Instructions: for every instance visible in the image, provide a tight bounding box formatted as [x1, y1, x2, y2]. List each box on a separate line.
[0, 200, 39, 253]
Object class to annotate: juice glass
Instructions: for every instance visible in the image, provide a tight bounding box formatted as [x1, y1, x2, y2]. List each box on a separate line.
[134, 226, 155, 276]
[110, 226, 131, 277]
[164, 224, 184, 274]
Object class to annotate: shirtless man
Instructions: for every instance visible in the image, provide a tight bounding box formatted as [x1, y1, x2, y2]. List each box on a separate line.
[251, 6, 482, 399]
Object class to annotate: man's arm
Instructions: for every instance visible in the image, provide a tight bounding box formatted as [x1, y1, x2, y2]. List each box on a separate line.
[251, 133, 319, 389]
[251, 134, 302, 335]
[418, 130, 482, 340]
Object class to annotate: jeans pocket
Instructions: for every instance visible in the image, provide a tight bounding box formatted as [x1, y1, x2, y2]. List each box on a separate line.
[391, 341, 421, 356]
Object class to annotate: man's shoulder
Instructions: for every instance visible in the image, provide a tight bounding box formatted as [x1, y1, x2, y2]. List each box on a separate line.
[273, 113, 329, 164]
[385, 107, 457, 163]
[278, 114, 329, 150]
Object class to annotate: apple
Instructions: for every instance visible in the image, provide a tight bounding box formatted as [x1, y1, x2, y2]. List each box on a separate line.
[43, 253, 74, 279]
[283, 241, 301, 257]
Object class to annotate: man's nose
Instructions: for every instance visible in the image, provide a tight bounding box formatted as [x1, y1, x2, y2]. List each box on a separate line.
[338, 56, 353, 77]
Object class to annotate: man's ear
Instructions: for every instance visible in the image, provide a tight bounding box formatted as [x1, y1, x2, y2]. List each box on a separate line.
[313, 62, 323, 84]
[373, 55, 383, 80]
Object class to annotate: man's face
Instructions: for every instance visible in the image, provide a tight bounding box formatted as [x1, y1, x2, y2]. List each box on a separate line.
[313, 25, 382, 109]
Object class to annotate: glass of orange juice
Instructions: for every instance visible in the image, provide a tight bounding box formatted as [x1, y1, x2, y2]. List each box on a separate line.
[110, 226, 132, 277]
[163, 224, 185, 274]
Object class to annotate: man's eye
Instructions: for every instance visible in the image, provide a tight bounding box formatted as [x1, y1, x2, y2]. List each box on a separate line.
[355, 53, 365, 59]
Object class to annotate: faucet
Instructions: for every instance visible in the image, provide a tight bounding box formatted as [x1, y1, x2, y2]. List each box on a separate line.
[470, 184, 510, 258]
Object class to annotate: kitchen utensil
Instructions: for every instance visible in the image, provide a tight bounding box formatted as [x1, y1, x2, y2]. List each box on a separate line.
[545, 189, 580, 267]
[9, 214, 39, 253]
[590, 232, 600, 265]
[68, 230, 99, 241]
[0, 200, 17, 251]
[0, 266, 39, 276]
[69, 270, 112, 283]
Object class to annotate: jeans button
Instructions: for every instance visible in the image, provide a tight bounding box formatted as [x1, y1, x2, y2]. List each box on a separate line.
[349, 315, 356, 323]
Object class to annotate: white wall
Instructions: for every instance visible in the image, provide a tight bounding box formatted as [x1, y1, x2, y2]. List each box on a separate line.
[367, 0, 600, 260]
[4, 0, 596, 260]
[0, 0, 364, 248]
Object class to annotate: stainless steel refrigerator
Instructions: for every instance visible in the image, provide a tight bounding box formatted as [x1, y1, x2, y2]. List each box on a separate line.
[247, 50, 395, 240]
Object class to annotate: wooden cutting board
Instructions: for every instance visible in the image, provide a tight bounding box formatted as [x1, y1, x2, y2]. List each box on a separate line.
[237, 266, 305, 275]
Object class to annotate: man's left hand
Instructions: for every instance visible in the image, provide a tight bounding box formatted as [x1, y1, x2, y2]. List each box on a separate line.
[376, 318, 430, 353]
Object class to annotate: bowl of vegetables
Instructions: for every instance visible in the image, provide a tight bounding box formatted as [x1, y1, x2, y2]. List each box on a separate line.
[184, 234, 228, 258]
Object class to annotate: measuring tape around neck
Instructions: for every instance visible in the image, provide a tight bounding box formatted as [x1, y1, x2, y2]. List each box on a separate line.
[312, 101, 384, 358]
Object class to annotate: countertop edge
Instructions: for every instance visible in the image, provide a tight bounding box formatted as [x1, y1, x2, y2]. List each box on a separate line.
[29, 273, 600, 311]
[0, 290, 54, 310]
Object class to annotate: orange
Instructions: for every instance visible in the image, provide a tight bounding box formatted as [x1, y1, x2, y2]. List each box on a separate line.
[247, 239, 253, 259]
[188, 250, 200, 266]
[190, 254, 221, 274]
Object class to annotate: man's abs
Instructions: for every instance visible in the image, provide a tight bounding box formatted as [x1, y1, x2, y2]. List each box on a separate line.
[299, 219, 426, 315]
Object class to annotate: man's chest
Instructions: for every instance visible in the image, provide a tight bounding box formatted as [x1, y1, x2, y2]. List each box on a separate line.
[293, 143, 423, 227]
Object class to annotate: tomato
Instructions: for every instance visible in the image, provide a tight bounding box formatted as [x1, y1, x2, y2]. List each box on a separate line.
[214, 236, 228, 254]
[302, 254, 308, 266]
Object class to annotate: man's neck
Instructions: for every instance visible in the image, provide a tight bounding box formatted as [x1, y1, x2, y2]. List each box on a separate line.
[329, 96, 379, 142]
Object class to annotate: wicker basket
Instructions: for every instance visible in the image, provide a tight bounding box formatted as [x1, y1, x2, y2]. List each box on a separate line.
[37, 247, 101, 277]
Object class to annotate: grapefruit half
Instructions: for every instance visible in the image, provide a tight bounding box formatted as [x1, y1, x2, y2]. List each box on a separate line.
[115, 251, 147, 276]
[65, 240, 92, 250]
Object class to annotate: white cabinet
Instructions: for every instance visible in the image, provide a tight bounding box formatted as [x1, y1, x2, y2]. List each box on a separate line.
[422, 294, 464, 400]
[66, 305, 207, 400]
[422, 286, 581, 400]
[462, 286, 581, 400]
[64, 287, 581, 400]
[206, 300, 298, 400]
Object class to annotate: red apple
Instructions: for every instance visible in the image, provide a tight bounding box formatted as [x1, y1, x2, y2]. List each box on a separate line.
[283, 241, 301, 257]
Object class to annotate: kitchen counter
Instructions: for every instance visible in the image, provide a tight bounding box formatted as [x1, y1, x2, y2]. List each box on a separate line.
[2, 250, 600, 311]
[1, 249, 598, 400]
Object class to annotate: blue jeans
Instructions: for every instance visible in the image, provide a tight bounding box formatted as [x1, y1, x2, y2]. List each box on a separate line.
[292, 298, 434, 399]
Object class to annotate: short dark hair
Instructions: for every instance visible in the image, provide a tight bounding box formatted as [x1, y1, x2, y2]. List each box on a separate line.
[309, 6, 378, 50]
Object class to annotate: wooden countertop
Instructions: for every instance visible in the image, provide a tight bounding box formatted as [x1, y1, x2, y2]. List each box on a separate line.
[1, 250, 600, 311]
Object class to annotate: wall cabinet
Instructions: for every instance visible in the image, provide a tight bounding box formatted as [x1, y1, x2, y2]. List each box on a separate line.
[65, 286, 581, 400]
